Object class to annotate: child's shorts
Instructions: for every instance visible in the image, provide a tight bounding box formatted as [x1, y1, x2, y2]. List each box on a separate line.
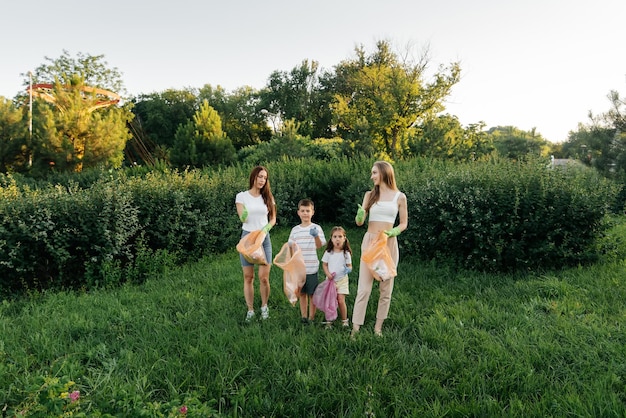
[335, 275, 349, 295]
[301, 273, 319, 295]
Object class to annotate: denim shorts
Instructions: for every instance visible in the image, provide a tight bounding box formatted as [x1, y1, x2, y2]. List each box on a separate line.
[239, 230, 273, 267]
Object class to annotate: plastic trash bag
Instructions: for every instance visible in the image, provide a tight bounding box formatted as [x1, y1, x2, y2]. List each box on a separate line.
[312, 279, 338, 321]
[361, 231, 397, 281]
[236, 230, 268, 265]
[273, 242, 306, 306]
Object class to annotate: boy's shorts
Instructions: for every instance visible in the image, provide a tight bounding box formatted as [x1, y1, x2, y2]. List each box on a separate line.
[301, 273, 319, 295]
[335, 275, 349, 295]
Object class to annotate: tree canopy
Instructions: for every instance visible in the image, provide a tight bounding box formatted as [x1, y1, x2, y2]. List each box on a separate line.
[8, 52, 133, 174]
[170, 100, 236, 168]
[2, 41, 596, 175]
[33, 76, 131, 172]
[331, 40, 461, 159]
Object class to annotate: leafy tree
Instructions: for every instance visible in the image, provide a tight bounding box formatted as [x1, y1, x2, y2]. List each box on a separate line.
[330, 40, 461, 159]
[560, 89, 626, 178]
[588, 90, 626, 178]
[130, 88, 199, 152]
[259, 60, 321, 138]
[33, 76, 131, 172]
[604, 90, 626, 132]
[559, 89, 626, 211]
[410, 115, 492, 161]
[15, 51, 133, 173]
[0, 97, 29, 172]
[464, 122, 495, 160]
[560, 123, 595, 162]
[309, 70, 339, 140]
[170, 100, 236, 168]
[489, 126, 551, 160]
[198, 84, 270, 148]
[237, 119, 344, 164]
[24, 49, 125, 96]
[568, 125, 616, 174]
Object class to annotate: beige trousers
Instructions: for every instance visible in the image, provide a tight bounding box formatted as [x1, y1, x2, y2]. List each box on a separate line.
[351, 232, 399, 326]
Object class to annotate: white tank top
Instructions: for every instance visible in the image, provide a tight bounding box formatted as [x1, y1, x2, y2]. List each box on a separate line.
[368, 192, 400, 223]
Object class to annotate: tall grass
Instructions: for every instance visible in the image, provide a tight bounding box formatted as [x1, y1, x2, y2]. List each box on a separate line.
[2, 224, 626, 416]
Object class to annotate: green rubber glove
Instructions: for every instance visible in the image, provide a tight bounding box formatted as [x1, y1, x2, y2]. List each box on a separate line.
[355, 204, 365, 223]
[239, 205, 248, 222]
[261, 223, 272, 233]
[384, 227, 401, 237]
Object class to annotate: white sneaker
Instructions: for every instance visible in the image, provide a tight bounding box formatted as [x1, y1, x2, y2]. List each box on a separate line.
[260, 305, 269, 320]
[245, 310, 255, 322]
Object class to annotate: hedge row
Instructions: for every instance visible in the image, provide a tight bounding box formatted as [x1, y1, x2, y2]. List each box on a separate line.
[400, 158, 618, 272]
[0, 157, 618, 295]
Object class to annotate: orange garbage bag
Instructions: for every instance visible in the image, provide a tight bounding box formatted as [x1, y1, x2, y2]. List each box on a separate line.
[273, 242, 306, 305]
[236, 230, 268, 265]
[361, 231, 397, 281]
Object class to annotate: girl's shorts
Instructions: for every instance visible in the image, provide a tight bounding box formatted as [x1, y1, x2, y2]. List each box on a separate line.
[335, 274, 349, 295]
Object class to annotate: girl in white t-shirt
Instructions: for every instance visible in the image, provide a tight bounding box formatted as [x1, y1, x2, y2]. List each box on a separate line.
[321, 226, 353, 328]
[235, 166, 276, 322]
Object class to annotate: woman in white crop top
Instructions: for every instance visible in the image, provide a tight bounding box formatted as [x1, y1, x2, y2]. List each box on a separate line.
[351, 161, 408, 337]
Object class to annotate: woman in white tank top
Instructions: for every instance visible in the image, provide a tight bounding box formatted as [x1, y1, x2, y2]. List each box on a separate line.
[351, 161, 408, 337]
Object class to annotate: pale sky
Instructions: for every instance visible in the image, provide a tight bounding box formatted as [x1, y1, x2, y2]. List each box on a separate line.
[2, 0, 625, 143]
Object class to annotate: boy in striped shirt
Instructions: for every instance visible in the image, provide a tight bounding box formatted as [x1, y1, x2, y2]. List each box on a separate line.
[289, 199, 326, 324]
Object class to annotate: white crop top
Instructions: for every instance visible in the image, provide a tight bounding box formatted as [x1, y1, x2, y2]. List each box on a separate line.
[368, 192, 400, 223]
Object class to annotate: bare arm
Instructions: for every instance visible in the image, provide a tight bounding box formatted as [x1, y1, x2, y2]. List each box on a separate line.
[268, 204, 277, 228]
[236, 202, 245, 221]
[396, 192, 408, 233]
[322, 262, 332, 279]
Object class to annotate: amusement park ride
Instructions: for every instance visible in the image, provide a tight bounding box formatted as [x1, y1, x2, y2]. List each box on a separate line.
[26, 80, 155, 166]
[26, 83, 120, 112]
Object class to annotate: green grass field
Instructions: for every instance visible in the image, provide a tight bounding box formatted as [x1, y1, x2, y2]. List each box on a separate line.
[2, 224, 626, 416]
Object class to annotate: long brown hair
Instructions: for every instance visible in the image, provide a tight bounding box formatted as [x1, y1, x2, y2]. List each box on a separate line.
[325, 226, 352, 255]
[249, 165, 275, 219]
[365, 161, 398, 211]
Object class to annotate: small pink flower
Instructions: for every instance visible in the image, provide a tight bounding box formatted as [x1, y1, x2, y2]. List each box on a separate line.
[69, 390, 80, 402]
[179, 405, 188, 415]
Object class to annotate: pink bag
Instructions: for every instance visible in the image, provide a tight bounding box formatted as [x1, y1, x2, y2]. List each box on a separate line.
[273, 242, 306, 306]
[312, 279, 338, 321]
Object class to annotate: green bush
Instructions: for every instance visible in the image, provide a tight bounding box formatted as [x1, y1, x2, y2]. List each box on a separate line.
[267, 157, 371, 226]
[402, 158, 618, 272]
[0, 157, 619, 296]
[124, 170, 241, 261]
[0, 181, 140, 295]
